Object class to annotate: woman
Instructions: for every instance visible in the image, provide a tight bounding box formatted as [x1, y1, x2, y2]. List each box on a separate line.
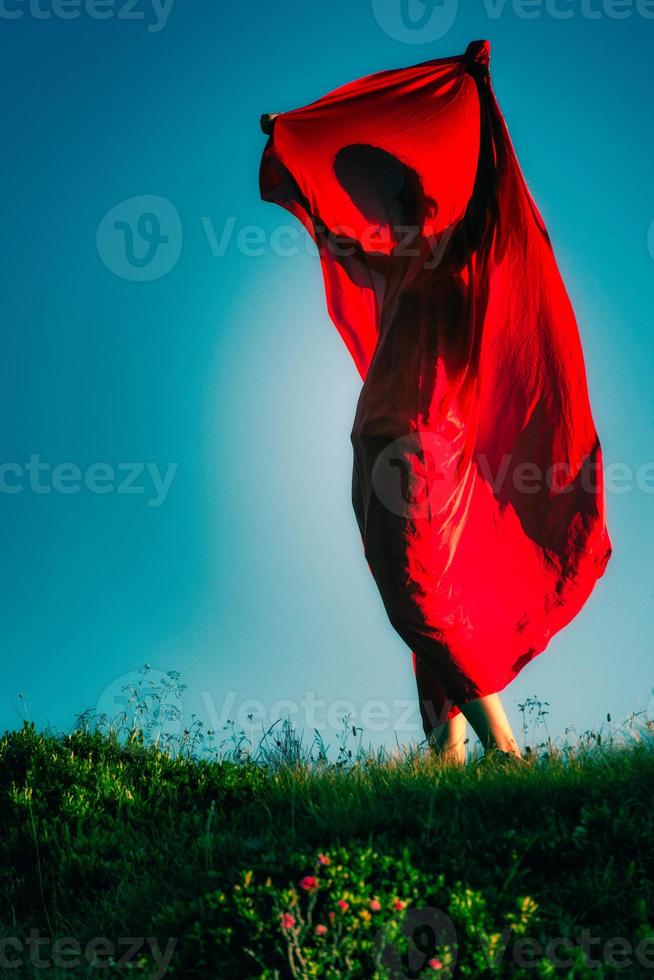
[259, 41, 612, 763]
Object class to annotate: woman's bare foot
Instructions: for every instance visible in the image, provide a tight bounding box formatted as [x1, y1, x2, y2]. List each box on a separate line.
[427, 711, 467, 765]
[457, 693, 522, 759]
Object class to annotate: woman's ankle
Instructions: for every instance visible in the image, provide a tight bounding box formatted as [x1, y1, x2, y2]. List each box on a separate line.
[427, 731, 466, 764]
[488, 737, 521, 758]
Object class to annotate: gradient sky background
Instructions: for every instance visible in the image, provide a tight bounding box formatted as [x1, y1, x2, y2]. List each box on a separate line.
[1, 0, 653, 755]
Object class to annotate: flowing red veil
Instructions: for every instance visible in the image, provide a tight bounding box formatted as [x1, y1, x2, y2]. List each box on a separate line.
[260, 40, 612, 730]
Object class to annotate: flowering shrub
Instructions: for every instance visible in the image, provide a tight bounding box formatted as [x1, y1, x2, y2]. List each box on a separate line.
[150, 845, 542, 977]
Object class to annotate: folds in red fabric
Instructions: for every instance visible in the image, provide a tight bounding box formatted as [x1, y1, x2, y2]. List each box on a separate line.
[260, 40, 612, 729]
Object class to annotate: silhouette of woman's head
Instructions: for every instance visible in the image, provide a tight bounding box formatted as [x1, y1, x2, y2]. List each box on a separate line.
[334, 144, 436, 234]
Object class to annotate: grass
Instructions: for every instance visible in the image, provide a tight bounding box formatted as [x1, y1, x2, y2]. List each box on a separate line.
[1, 669, 654, 978]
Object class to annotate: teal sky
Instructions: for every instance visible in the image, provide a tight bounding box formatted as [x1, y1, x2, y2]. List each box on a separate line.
[1, 1, 653, 754]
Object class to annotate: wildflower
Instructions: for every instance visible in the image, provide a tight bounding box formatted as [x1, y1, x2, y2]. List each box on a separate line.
[328, 911, 336, 922]
[315, 924, 327, 936]
[318, 853, 331, 866]
[428, 958, 443, 970]
[359, 909, 371, 923]
[337, 899, 349, 912]
[369, 899, 382, 912]
[280, 913, 296, 930]
[299, 875, 319, 893]
[392, 899, 407, 911]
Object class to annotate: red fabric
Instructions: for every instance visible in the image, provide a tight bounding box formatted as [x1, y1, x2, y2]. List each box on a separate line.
[260, 40, 612, 732]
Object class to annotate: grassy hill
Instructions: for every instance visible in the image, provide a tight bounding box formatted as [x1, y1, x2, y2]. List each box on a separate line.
[1, 695, 654, 978]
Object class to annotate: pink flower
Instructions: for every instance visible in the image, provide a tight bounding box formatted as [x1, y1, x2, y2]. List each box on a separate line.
[428, 958, 443, 970]
[328, 911, 336, 922]
[369, 899, 382, 912]
[280, 913, 296, 930]
[317, 853, 331, 866]
[299, 875, 319, 893]
[337, 899, 349, 912]
[314, 924, 328, 936]
[392, 899, 407, 911]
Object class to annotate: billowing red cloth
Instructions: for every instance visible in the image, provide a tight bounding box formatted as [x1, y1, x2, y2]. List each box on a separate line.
[260, 40, 612, 732]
